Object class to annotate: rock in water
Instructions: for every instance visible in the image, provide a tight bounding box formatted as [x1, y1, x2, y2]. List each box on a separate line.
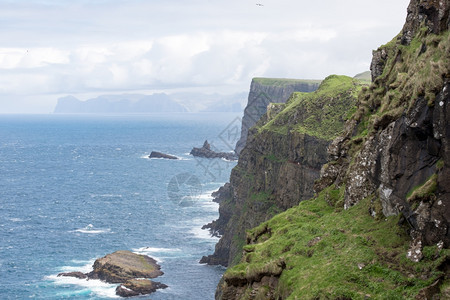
[57, 271, 88, 279]
[149, 151, 178, 159]
[190, 140, 238, 160]
[115, 279, 168, 297]
[87, 250, 164, 283]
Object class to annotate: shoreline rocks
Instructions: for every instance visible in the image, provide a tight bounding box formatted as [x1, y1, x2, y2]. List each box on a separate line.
[57, 271, 87, 279]
[116, 279, 168, 297]
[149, 151, 178, 160]
[57, 250, 167, 297]
[190, 140, 238, 161]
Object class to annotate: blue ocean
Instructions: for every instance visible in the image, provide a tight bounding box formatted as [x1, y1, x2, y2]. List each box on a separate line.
[0, 113, 241, 299]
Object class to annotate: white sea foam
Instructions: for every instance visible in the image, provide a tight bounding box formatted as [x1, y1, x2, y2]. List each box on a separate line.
[177, 157, 192, 161]
[73, 224, 111, 234]
[46, 274, 118, 298]
[60, 260, 95, 273]
[9, 217, 24, 222]
[142, 153, 191, 160]
[189, 226, 220, 241]
[46, 260, 119, 298]
[133, 246, 181, 253]
[132, 247, 182, 263]
[193, 190, 220, 211]
[196, 190, 215, 199]
[90, 194, 122, 198]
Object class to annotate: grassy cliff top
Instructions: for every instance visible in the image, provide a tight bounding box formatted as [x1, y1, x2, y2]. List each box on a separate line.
[224, 185, 449, 299]
[258, 75, 361, 140]
[252, 77, 322, 87]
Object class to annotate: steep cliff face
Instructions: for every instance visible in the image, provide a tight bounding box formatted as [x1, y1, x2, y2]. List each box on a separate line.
[219, 0, 450, 299]
[234, 78, 320, 155]
[332, 0, 450, 253]
[201, 75, 360, 267]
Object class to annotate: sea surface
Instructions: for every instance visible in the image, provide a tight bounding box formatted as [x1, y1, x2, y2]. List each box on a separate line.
[0, 113, 241, 299]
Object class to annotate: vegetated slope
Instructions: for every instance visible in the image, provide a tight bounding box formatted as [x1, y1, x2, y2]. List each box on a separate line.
[201, 75, 361, 268]
[234, 78, 321, 155]
[218, 0, 450, 299]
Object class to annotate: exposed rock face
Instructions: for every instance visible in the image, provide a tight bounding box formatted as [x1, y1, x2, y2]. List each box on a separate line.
[88, 250, 163, 283]
[370, 48, 388, 82]
[202, 75, 360, 267]
[115, 279, 168, 297]
[149, 151, 178, 160]
[319, 0, 450, 251]
[202, 183, 233, 238]
[216, 1, 449, 299]
[401, 0, 450, 45]
[234, 78, 320, 155]
[190, 140, 238, 160]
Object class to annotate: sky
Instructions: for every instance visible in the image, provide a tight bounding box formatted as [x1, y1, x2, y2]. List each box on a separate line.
[0, 0, 410, 113]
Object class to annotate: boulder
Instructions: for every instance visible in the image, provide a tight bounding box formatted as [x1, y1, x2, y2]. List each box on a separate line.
[149, 151, 178, 159]
[115, 279, 168, 297]
[57, 271, 88, 279]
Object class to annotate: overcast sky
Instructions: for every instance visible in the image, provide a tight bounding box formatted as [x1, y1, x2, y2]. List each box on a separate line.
[0, 0, 410, 113]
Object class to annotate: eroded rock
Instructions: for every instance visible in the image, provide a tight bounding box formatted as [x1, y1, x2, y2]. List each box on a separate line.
[115, 279, 168, 297]
[87, 250, 163, 283]
[190, 140, 238, 160]
[149, 151, 178, 160]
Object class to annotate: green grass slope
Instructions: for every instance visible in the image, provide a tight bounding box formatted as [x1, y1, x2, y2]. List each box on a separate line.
[259, 75, 360, 140]
[224, 186, 449, 299]
[253, 78, 322, 87]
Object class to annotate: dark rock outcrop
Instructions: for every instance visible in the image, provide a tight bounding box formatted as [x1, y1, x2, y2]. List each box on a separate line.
[149, 151, 178, 160]
[202, 183, 232, 238]
[190, 140, 238, 160]
[234, 78, 320, 155]
[401, 0, 450, 45]
[116, 279, 168, 297]
[57, 271, 88, 279]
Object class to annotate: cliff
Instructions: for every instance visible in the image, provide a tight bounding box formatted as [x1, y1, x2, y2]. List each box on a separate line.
[234, 78, 321, 155]
[218, 0, 450, 299]
[201, 75, 361, 267]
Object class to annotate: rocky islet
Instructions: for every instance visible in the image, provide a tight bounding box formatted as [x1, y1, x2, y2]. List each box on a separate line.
[58, 250, 167, 297]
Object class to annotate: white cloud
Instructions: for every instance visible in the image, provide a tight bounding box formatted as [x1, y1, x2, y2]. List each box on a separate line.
[0, 0, 410, 113]
[0, 47, 69, 69]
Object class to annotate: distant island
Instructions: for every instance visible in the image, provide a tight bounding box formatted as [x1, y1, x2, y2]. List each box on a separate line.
[53, 92, 247, 114]
[54, 94, 187, 114]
